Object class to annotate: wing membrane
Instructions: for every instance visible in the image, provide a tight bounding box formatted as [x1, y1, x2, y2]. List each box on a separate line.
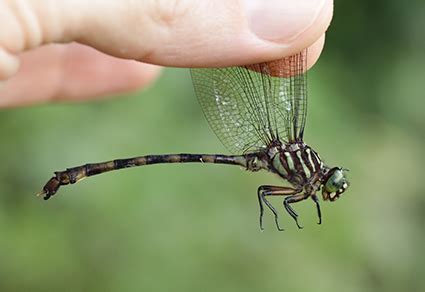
[191, 50, 307, 154]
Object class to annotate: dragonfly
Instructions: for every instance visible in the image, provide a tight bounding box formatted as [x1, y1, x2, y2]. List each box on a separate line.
[37, 49, 349, 230]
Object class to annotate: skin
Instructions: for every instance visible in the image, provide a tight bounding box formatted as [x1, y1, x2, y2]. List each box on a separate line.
[0, 0, 333, 108]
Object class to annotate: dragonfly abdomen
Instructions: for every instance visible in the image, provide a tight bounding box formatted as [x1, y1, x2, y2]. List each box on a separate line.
[38, 153, 252, 200]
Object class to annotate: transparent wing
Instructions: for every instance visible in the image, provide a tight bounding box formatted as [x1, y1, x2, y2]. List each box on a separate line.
[191, 50, 307, 154]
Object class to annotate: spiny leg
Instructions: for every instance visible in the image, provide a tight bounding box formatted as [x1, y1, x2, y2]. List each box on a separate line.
[257, 185, 301, 231]
[311, 194, 322, 225]
[257, 186, 284, 231]
[283, 193, 310, 229]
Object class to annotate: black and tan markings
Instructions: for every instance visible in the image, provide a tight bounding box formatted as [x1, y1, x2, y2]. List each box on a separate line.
[270, 145, 322, 186]
[257, 144, 328, 230]
[38, 153, 264, 200]
[38, 51, 350, 231]
[39, 145, 327, 231]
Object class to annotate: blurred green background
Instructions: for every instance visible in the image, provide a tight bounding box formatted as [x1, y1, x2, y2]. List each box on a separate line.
[1, 1, 424, 291]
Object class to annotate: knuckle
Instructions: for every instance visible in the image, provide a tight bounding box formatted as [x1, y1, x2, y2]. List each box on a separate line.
[149, 0, 190, 29]
[2, 0, 43, 51]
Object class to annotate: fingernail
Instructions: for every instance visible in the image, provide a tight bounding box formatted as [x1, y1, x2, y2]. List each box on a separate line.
[243, 0, 327, 43]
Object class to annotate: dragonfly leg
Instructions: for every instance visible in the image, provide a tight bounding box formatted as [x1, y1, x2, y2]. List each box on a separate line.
[283, 193, 310, 229]
[311, 194, 322, 225]
[257, 185, 301, 231]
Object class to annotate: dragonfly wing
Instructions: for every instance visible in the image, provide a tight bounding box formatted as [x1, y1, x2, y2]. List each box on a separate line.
[191, 50, 308, 154]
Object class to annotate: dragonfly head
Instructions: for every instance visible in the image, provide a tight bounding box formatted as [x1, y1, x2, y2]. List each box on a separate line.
[321, 167, 349, 201]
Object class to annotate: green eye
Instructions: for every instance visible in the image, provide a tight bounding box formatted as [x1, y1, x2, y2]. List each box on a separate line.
[325, 169, 345, 193]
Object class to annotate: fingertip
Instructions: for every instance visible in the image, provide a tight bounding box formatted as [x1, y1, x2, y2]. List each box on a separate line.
[307, 34, 326, 70]
[231, 0, 332, 66]
[0, 44, 162, 107]
[56, 44, 163, 101]
[243, 0, 332, 45]
[111, 62, 162, 92]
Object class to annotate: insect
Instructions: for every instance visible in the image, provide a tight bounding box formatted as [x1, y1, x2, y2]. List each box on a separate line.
[38, 49, 349, 230]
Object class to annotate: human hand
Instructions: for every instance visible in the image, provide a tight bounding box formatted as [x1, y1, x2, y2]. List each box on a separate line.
[0, 0, 333, 108]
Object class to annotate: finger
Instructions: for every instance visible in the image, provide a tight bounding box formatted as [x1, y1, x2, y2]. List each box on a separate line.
[1, 0, 333, 75]
[75, 0, 333, 67]
[0, 36, 323, 108]
[0, 43, 161, 108]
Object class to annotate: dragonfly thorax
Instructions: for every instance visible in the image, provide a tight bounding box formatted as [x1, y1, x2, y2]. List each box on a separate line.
[268, 143, 324, 187]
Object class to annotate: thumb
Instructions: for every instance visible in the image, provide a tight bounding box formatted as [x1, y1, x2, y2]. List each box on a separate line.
[76, 0, 333, 67]
[1, 0, 332, 76]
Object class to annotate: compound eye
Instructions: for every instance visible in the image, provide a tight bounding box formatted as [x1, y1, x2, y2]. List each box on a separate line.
[325, 170, 344, 192]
